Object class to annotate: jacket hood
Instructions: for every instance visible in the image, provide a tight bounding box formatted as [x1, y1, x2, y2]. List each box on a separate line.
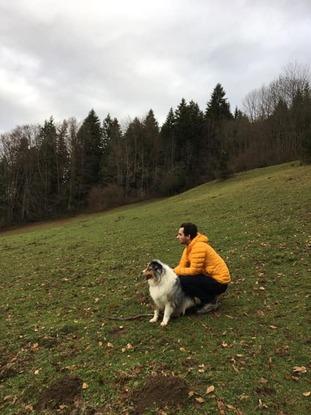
[190, 233, 208, 246]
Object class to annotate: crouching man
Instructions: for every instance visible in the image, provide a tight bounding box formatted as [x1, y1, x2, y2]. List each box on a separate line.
[174, 222, 231, 314]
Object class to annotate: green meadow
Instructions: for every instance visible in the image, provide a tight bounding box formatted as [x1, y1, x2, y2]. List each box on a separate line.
[0, 162, 310, 414]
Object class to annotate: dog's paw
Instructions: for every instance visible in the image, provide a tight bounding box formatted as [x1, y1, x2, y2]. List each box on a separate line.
[149, 318, 158, 323]
[160, 321, 168, 327]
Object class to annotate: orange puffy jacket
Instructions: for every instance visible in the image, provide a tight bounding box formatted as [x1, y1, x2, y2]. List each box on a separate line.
[174, 233, 231, 284]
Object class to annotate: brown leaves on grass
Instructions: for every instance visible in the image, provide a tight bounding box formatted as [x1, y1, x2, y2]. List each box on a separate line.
[206, 385, 215, 394]
[292, 365, 307, 374]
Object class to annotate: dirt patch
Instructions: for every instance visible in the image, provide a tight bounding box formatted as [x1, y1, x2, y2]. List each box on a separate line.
[107, 326, 127, 338]
[38, 335, 60, 349]
[0, 351, 30, 381]
[0, 364, 18, 381]
[35, 376, 83, 411]
[128, 375, 190, 414]
[255, 385, 276, 396]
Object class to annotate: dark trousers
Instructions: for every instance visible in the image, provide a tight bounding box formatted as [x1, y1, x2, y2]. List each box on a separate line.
[178, 274, 228, 304]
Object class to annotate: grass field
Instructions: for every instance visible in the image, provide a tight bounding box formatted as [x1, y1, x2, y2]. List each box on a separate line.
[0, 162, 310, 415]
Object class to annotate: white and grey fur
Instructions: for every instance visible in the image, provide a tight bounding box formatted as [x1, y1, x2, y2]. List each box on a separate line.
[143, 259, 200, 326]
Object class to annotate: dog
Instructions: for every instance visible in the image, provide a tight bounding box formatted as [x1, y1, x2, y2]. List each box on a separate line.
[143, 259, 200, 326]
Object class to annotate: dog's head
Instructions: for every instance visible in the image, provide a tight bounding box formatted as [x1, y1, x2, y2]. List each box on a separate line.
[142, 260, 164, 283]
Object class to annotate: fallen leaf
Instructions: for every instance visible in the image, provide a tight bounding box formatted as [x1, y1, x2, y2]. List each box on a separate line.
[206, 385, 215, 394]
[107, 342, 114, 348]
[31, 343, 39, 351]
[195, 396, 205, 404]
[258, 399, 268, 409]
[259, 377, 268, 384]
[232, 364, 239, 373]
[3, 395, 13, 402]
[216, 399, 226, 415]
[226, 404, 236, 410]
[82, 382, 89, 389]
[303, 391, 310, 397]
[293, 366, 307, 374]
[188, 390, 195, 397]
[59, 404, 68, 410]
[269, 325, 277, 329]
[239, 393, 249, 401]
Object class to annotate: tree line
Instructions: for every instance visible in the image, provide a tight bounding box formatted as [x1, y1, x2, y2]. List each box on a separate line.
[0, 63, 310, 228]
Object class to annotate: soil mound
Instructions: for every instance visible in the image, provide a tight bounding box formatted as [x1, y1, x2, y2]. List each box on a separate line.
[129, 374, 189, 414]
[35, 375, 83, 410]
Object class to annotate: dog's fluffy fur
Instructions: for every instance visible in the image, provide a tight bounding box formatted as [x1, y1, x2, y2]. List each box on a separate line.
[143, 259, 199, 326]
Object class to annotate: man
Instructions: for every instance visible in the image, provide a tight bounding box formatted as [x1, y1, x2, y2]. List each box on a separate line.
[174, 222, 230, 313]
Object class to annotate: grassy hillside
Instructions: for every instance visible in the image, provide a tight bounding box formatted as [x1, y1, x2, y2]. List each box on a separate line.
[0, 162, 310, 414]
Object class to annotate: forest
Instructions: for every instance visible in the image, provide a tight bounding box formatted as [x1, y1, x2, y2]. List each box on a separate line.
[0, 63, 310, 228]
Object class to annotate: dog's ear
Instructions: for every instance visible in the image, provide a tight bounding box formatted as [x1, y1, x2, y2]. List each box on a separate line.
[150, 260, 163, 275]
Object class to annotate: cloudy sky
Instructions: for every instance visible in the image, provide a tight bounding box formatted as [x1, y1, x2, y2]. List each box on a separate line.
[1, 0, 310, 133]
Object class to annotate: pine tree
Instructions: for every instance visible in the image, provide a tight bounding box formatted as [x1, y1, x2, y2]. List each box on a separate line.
[102, 114, 123, 186]
[174, 98, 204, 176]
[56, 120, 70, 206]
[38, 117, 58, 213]
[76, 109, 103, 198]
[143, 109, 160, 192]
[205, 83, 233, 120]
[123, 117, 144, 196]
[160, 107, 176, 170]
[204, 84, 233, 179]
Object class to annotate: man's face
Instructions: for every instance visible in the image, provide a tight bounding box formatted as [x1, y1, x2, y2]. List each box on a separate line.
[176, 227, 191, 245]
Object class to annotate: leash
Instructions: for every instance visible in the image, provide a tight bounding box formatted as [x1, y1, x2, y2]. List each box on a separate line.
[105, 313, 153, 321]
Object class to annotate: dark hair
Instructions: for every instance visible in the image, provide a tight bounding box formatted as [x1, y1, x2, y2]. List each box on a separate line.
[180, 222, 198, 239]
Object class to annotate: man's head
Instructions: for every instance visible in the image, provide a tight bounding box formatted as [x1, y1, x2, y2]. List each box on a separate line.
[176, 222, 198, 245]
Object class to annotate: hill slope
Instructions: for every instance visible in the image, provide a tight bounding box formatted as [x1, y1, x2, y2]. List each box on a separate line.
[0, 162, 310, 414]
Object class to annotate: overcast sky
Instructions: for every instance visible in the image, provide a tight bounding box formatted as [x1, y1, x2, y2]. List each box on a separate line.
[1, 0, 310, 133]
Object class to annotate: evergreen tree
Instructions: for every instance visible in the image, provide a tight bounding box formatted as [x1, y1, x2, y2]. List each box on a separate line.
[204, 84, 233, 179]
[234, 107, 247, 120]
[56, 120, 70, 206]
[143, 109, 160, 192]
[205, 83, 233, 120]
[160, 107, 176, 170]
[102, 114, 123, 186]
[174, 98, 204, 177]
[38, 117, 58, 213]
[67, 118, 82, 209]
[76, 109, 103, 198]
[123, 117, 144, 196]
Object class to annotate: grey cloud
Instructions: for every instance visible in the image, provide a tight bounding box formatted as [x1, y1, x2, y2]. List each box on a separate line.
[0, 0, 310, 132]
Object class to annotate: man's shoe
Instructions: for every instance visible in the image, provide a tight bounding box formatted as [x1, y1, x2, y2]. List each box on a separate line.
[197, 299, 219, 314]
